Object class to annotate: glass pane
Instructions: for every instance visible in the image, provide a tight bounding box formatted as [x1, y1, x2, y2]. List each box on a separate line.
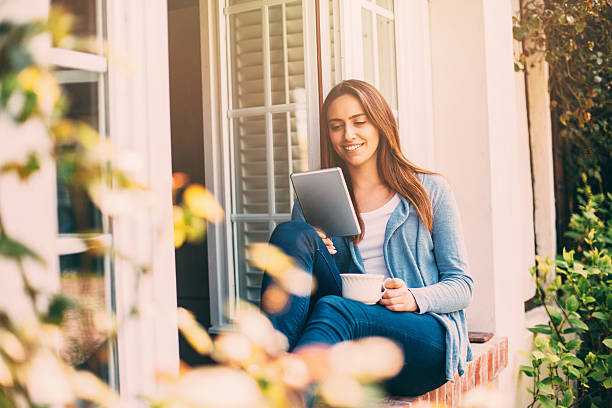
[229, 0, 253, 5]
[233, 116, 268, 214]
[60, 253, 115, 386]
[376, 0, 394, 11]
[230, 9, 265, 109]
[51, 0, 98, 38]
[377, 14, 397, 110]
[56, 70, 103, 233]
[235, 221, 271, 303]
[361, 8, 374, 86]
[59, 70, 100, 129]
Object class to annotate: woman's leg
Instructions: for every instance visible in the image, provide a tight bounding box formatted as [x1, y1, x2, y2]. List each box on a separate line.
[261, 221, 343, 349]
[295, 295, 447, 396]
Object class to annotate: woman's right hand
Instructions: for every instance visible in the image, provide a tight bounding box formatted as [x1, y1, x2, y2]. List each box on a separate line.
[314, 227, 336, 255]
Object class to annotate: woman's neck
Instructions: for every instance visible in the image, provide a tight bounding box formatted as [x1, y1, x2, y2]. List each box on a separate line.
[348, 162, 394, 212]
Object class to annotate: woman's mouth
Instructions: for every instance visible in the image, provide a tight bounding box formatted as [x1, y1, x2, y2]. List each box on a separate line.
[343, 143, 364, 152]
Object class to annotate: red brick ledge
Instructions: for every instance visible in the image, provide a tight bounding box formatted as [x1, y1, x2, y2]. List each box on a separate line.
[381, 336, 508, 408]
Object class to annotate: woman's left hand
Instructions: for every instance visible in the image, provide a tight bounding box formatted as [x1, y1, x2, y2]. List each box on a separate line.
[379, 278, 419, 312]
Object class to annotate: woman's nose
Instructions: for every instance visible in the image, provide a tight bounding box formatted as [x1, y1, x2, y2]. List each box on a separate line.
[344, 125, 358, 140]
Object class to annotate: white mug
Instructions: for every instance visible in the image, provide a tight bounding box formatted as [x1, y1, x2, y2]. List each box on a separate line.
[340, 273, 384, 305]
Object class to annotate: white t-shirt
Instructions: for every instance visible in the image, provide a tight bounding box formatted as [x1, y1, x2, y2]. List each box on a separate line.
[357, 193, 400, 278]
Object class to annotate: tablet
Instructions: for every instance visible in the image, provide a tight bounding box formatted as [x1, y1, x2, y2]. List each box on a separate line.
[290, 167, 361, 237]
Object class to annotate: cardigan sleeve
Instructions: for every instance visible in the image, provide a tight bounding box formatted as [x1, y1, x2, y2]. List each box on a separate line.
[408, 177, 473, 314]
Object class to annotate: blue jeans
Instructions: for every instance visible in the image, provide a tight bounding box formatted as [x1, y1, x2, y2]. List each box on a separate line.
[261, 221, 447, 396]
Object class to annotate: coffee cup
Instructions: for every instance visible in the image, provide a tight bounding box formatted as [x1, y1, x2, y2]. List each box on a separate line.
[340, 273, 384, 305]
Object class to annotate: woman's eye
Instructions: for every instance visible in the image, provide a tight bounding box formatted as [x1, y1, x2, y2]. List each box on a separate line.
[330, 125, 342, 131]
[354, 121, 366, 126]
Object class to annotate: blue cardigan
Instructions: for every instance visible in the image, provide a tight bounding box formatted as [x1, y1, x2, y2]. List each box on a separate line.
[292, 173, 473, 381]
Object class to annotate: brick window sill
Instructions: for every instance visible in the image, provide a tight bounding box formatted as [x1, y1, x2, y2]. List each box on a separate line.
[382, 336, 508, 408]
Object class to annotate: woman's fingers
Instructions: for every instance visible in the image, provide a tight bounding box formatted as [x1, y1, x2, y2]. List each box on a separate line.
[381, 288, 404, 299]
[379, 296, 403, 306]
[312, 227, 336, 254]
[383, 278, 405, 289]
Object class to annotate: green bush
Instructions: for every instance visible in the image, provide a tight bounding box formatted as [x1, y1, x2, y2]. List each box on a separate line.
[522, 180, 612, 408]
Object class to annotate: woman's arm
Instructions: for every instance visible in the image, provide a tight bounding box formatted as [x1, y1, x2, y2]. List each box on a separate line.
[407, 177, 474, 314]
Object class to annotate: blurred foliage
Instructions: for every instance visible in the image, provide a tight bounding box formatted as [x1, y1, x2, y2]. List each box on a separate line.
[521, 179, 612, 408]
[513, 0, 612, 236]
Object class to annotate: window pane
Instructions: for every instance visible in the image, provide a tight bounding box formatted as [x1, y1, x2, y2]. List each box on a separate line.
[51, 0, 98, 38]
[60, 253, 116, 387]
[230, 9, 264, 109]
[56, 70, 104, 233]
[377, 14, 397, 110]
[361, 8, 374, 85]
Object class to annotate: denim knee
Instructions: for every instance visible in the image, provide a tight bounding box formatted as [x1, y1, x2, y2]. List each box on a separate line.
[311, 296, 357, 330]
[270, 220, 319, 252]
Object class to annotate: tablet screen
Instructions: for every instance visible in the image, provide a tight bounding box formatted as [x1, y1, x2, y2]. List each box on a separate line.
[290, 167, 361, 237]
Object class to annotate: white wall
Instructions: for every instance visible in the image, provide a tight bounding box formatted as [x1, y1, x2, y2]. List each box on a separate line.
[428, 0, 539, 406]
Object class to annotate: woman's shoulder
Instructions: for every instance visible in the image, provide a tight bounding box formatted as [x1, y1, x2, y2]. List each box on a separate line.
[416, 172, 452, 196]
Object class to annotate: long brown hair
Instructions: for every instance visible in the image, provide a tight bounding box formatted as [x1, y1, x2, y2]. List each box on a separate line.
[320, 79, 436, 243]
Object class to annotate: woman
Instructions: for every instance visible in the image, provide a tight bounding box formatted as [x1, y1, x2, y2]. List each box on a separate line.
[261, 80, 473, 396]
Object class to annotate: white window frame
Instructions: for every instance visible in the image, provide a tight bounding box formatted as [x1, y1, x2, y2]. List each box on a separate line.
[202, 0, 320, 332]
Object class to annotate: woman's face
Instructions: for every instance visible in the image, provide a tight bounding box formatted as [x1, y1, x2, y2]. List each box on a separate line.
[327, 94, 380, 172]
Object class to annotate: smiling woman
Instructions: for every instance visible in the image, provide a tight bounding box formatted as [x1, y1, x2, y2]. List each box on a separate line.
[260, 79, 474, 396]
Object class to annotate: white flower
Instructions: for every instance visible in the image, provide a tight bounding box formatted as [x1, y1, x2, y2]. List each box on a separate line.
[88, 182, 154, 216]
[0, 115, 50, 165]
[27, 33, 51, 66]
[175, 367, 264, 407]
[0, 0, 48, 24]
[6, 91, 25, 118]
[27, 352, 74, 406]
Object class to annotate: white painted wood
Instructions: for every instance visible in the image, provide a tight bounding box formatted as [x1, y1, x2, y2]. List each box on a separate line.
[525, 47, 556, 259]
[49, 48, 107, 72]
[56, 233, 112, 255]
[200, 0, 233, 329]
[105, 0, 178, 400]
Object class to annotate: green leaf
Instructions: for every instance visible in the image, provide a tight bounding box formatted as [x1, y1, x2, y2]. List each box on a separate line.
[549, 307, 563, 325]
[519, 365, 535, 377]
[604, 376, 612, 389]
[537, 395, 556, 408]
[568, 317, 589, 331]
[566, 339, 582, 350]
[603, 338, 612, 349]
[592, 312, 607, 320]
[43, 294, 76, 325]
[533, 350, 546, 360]
[562, 355, 585, 367]
[528, 326, 552, 335]
[561, 389, 574, 406]
[567, 366, 581, 379]
[0, 231, 43, 262]
[537, 382, 555, 396]
[565, 295, 579, 312]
